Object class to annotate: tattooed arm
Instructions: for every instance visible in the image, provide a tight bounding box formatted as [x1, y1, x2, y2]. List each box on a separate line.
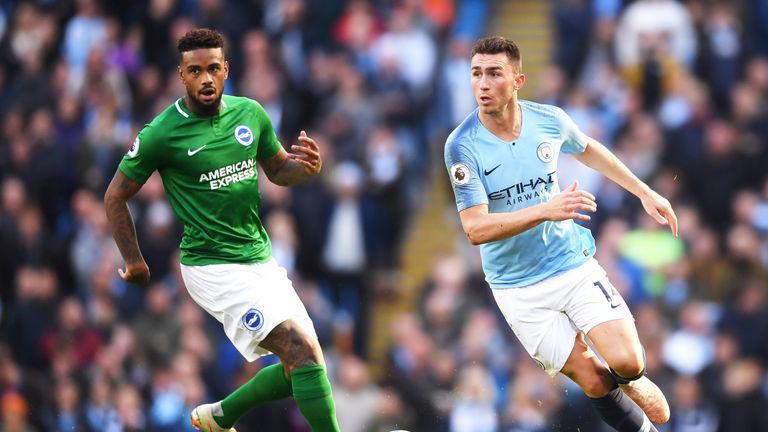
[260, 131, 322, 186]
[104, 170, 151, 284]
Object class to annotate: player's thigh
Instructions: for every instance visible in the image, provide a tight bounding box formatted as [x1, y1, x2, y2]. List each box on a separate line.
[564, 260, 642, 373]
[180, 259, 317, 362]
[588, 318, 644, 376]
[564, 259, 634, 337]
[492, 285, 578, 377]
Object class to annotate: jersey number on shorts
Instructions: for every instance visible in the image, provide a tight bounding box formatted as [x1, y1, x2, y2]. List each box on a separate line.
[594, 281, 622, 309]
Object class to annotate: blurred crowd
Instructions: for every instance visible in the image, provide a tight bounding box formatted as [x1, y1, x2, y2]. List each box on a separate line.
[0, 0, 766, 431]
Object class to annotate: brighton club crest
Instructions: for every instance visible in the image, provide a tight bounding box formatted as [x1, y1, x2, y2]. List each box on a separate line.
[242, 308, 264, 331]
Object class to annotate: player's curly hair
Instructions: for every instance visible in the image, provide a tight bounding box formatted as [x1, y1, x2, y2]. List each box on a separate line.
[471, 36, 522, 69]
[177, 28, 225, 55]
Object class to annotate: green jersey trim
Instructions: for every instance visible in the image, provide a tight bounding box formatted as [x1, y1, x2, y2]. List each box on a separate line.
[174, 97, 229, 119]
[174, 99, 190, 118]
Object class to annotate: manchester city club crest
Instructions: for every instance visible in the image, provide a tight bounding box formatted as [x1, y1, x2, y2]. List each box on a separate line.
[537, 142, 554, 163]
[450, 163, 470, 185]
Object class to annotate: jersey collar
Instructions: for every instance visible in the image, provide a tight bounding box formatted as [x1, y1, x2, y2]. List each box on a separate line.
[174, 97, 228, 118]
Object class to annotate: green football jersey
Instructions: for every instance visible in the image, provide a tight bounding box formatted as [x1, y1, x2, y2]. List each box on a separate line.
[119, 95, 282, 265]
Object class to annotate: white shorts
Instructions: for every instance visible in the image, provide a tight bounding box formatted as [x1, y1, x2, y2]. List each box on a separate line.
[180, 258, 317, 362]
[492, 258, 633, 377]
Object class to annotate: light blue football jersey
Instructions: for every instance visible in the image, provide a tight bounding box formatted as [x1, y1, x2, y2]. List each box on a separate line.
[444, 100, 596, 289]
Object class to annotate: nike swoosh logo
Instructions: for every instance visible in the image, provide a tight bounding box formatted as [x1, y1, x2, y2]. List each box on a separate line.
[610, 303, 622, 309]
[484, 164, 501, 176]
[187, 145, 207, 156]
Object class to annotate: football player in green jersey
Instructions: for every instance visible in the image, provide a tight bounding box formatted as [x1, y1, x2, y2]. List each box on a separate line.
[104, 28, 339, 432]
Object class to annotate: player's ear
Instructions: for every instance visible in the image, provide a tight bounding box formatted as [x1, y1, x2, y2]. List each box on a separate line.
[178, 65, 184, 82]
[224, 60, 229, 79]
[515, 72, 526, 90]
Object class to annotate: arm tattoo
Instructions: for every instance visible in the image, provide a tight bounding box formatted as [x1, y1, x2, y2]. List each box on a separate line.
[104, 174, 144, 264]
[270, 158, 312, 186]
[118, 176, 133, 190]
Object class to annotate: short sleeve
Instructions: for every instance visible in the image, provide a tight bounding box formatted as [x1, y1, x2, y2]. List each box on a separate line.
[252, 101, 282, 161]
[555, 107, 590, 154]
[118, 124, 163, 184]
[444, 138, 487, 212]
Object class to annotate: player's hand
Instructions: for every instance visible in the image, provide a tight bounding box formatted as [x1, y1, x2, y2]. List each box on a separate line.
[544, 181, 597, 222]
[288, 130, 322, 175]
[118, 261, 150, 285]
[640, 189, 678, 237]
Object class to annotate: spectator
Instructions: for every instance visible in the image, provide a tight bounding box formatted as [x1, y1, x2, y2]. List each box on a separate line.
[333, 355, 381, 432]
[662, 301, 717, 376]
[696, 2, 743, 111]
[553, 0, 593, 82]
[40, 377, 87, 432]
[40, 296, 102, 370]
[449, 365, 498, 432]
[132, 282, 180, 368]
[417, 253, 479, 349]
[4, 266, 60, 371]
[62, 0, 108, 92]
[82, 375, 121, 432]
[668, 375, 719, 432]
[716, 359, 768, 431]
[1, 390, 37, 432]
[320, 161, 376, 355]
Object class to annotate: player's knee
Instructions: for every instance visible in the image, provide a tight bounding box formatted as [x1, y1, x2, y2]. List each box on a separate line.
[609, 354, 645, 384]
[264, 320, 323, 372]
[283, 326, 322, 370]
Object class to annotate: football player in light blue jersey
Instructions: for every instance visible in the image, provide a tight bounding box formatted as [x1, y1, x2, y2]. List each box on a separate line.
[445, 36, 679, 432]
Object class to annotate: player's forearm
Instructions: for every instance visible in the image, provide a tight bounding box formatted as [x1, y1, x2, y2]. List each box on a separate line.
[104, 195, 145, 264]
[268, 158, 314, 186]
[577, 140, 652, 199]
[464, 205, 546, 245]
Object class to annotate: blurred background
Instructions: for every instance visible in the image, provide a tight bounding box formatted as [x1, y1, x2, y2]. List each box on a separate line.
[0, 0, 766, 431]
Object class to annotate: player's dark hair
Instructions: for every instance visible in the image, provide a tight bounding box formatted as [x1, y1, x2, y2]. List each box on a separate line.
[177, 28, 225, 56]
[471, 36, 522, 69]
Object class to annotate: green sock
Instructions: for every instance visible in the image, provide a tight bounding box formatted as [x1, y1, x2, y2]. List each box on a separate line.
[290, 365, 340, 432]
[215, 363, 293, 428]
